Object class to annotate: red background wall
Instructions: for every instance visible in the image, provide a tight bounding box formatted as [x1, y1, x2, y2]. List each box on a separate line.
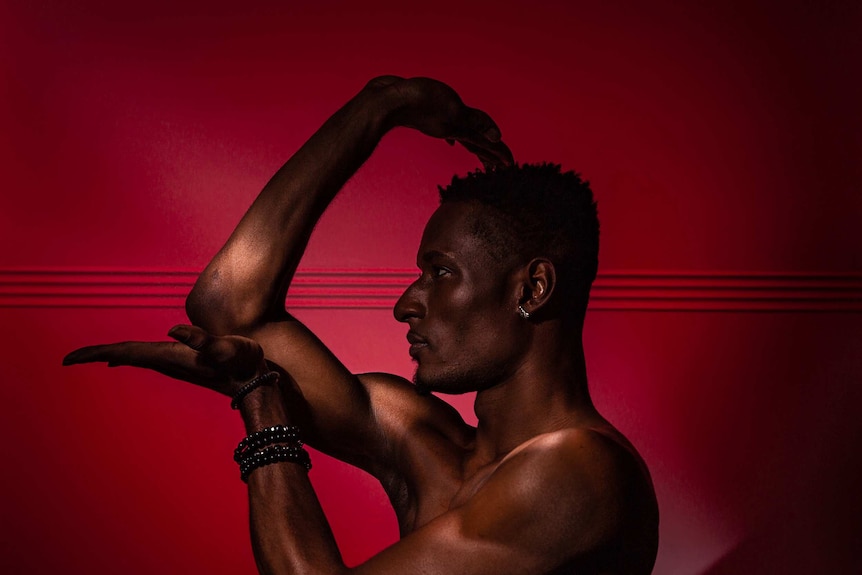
[2, 1, 860, 573]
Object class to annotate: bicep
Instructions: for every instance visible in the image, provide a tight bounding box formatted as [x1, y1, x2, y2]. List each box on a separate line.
[244, 315, 385, 470]
[245, 315, 461, 477]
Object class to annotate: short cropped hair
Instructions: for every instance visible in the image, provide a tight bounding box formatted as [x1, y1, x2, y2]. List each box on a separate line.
[439, 163, 599, 317]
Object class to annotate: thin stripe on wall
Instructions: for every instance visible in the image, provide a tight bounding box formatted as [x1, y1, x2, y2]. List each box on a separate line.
[2, 268, 860, 312]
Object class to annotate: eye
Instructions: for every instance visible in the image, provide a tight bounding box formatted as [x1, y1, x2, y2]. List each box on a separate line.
[433, 266, 451, 277]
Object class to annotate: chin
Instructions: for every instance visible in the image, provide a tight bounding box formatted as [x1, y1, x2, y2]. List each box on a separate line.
[413, 364, 501, 396]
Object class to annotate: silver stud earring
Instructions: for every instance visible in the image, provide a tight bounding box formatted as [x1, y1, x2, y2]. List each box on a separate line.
[518, 305, 531, 320]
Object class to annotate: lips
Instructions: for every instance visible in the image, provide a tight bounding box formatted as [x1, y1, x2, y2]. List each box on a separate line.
[406, 331, 428, 358]
[406, 331, 427, 345]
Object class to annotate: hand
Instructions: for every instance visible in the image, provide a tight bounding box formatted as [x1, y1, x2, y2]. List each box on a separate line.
[367, 76, 515, 169]
[62, 325, 267, 398]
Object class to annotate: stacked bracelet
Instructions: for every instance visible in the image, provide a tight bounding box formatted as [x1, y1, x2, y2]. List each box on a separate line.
[235, 424, 311, 482]
[239, 444, 312, 482]
[230, 371, 279, 410]
[234, 425, 302, 462]
[231, 374, 310, 481]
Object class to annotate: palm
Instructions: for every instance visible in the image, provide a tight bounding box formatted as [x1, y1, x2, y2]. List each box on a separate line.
[63, 325, 266, 397]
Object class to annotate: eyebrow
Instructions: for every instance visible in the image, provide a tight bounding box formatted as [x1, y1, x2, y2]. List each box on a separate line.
[420, 250, 454, 264]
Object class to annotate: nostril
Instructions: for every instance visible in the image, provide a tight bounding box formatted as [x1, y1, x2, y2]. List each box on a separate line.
[394, 282, 423, 322]
[393, 292, 408, 322]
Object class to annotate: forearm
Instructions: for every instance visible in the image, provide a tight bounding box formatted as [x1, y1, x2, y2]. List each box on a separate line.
[240, 385, 349, 575]
[187, 76, 513, 335]
[187, 83, 399, 333]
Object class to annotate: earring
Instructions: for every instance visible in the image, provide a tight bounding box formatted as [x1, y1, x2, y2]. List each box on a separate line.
[518, 305, 531, 320]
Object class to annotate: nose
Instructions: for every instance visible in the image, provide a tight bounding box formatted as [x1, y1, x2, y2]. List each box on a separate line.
[394, 279, 425, 323]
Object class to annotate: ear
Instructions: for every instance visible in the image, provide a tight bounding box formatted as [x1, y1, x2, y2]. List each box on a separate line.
[517, 258, 556, 318]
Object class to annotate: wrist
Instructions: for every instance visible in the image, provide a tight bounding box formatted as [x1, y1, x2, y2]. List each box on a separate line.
[239, 383, 291, 432]
[230, 370, 278, 410]
[352, 79, 408, 134]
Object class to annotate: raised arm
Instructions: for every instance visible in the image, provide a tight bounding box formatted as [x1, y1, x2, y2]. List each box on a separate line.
[184, 77, 512, 471]
[186, 76, 512, 332]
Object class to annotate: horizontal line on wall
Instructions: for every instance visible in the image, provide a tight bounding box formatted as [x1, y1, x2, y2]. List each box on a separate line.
[0, 267, 860, 312]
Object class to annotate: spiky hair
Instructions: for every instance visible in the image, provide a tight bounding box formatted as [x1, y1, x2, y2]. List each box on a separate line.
[439, 163, 599, 316]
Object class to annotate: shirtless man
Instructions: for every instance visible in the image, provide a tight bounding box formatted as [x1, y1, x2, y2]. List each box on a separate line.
[64, 76, 659, 574]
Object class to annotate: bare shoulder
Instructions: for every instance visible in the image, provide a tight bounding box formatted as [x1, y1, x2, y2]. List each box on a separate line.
[493, 426, 651, 518]
[516, 425, 653, 490]
[355, 424, 657, 575]
[461, 427, 659, 573]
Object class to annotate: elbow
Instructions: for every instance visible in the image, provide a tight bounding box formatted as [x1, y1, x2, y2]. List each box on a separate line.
[185, 282, 216, 330]
[185, 273, 261, 335]
[185, 281, 229, 333]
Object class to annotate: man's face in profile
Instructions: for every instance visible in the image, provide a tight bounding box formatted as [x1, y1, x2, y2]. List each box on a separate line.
[395, 202, 525, 395]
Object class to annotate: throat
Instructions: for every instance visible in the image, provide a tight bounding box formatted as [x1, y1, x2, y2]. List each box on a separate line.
[472, 369, 595, 459]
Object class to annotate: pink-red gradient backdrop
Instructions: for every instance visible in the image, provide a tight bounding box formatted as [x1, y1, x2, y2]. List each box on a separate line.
[1, 1, 860, 573]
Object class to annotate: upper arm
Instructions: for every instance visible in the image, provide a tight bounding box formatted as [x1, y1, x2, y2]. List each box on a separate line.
[350, 430, 629, 575]
[243, 315, 468, 478]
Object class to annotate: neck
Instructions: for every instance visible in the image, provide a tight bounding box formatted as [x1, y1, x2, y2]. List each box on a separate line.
[471, 328, 598, 462]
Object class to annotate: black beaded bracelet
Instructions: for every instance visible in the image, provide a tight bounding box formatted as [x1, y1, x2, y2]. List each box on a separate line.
[239, 444, 312, 482]
[230, 371, 279, 410]
[234, 425, 302, 463]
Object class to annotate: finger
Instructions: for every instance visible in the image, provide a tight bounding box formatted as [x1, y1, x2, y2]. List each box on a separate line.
[63, 344, 114, 365]
[63, 341, 178, 368]
[454, 111, 513, 167]
[493, 139, 515, 166]
[459, 139, 515, 169]
[169, 325, 251, 367]
[170, 328, 263, 382]
[65, 340, 222, 387]
[461, 143, 496, 170]
[463, 107, 502, 143]
[168, 324, 232, 370]
[63, 342, 145, 366]
[364, 75, 404, 90]
[168, 324, 212, 351]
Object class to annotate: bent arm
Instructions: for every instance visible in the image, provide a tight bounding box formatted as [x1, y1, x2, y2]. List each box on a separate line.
[186, 81, 394, 468]
[186, 76, 511, 333]
[184, 77, 511, 470]
[186, 78, 397, 332]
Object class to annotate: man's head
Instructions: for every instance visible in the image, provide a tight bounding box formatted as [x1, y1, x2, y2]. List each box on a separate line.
[439, 163, 599, 320]
[394, 163, 599, 394]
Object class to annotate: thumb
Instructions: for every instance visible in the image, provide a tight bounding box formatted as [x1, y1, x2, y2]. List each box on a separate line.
[167, 324, 212, 351]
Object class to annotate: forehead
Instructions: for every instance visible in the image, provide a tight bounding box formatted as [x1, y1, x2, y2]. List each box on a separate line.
[417, 201, 519, 275]
[418, 201, 492, 263]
